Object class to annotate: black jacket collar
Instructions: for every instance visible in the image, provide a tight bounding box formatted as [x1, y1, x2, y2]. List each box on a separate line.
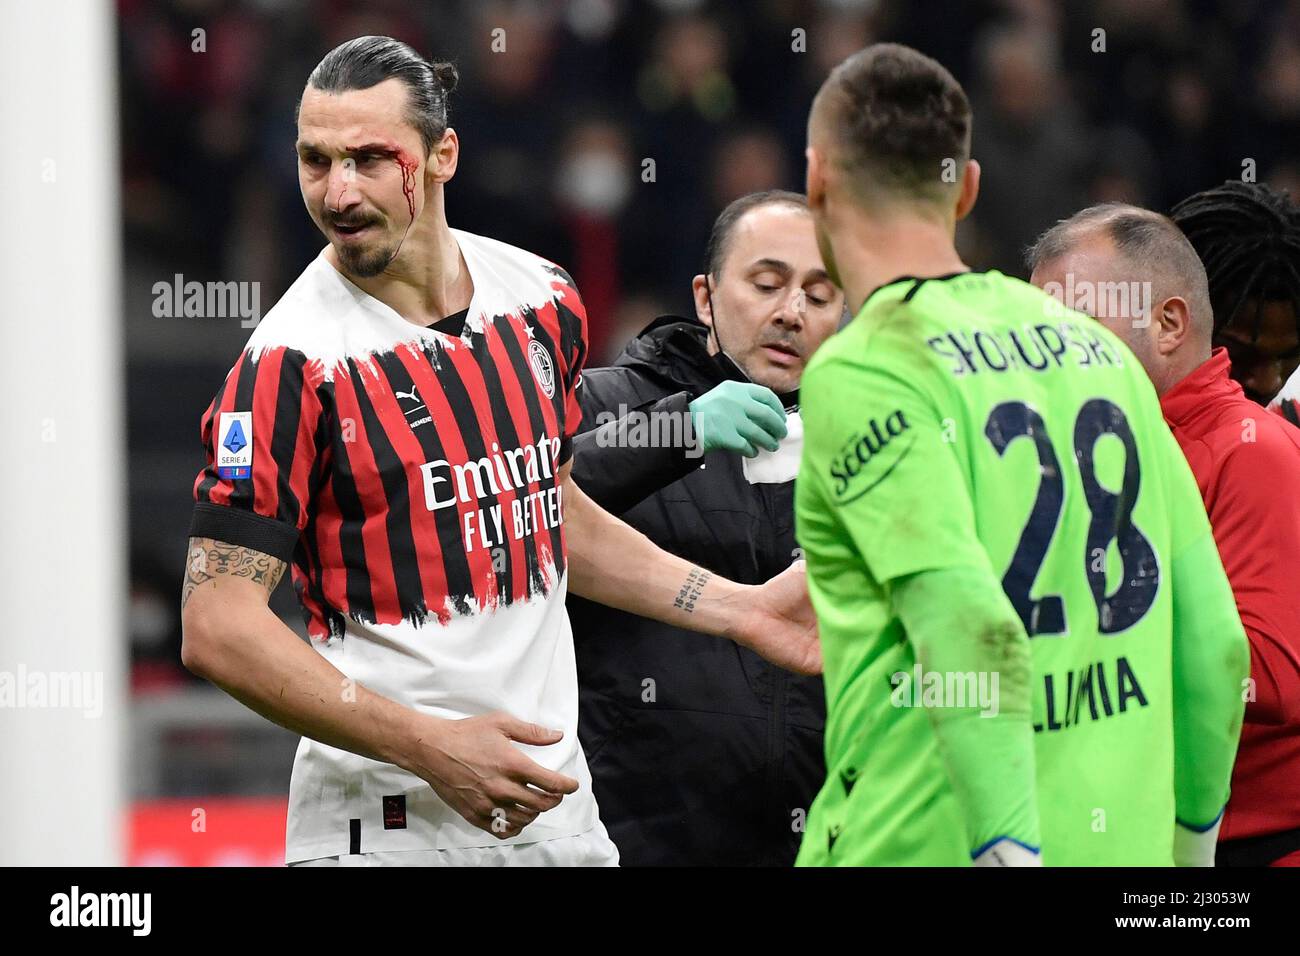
[612, 314, 801, 408]
[613, 315, 737, 394]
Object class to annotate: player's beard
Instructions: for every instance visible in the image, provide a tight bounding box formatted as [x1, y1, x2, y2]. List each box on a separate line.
[322, 208, 400, 278]
[335, 231, 400, 278]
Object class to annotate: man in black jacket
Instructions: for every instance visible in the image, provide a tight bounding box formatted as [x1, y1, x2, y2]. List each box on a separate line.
[568, 190, 844, 864]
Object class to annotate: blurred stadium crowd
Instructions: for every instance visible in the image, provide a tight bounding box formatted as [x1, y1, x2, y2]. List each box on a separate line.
[121, 0, 1299, 709]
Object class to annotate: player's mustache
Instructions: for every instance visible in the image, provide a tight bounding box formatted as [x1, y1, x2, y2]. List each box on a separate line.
[759, 334, 803, 358]
[327, 214, 382, 228]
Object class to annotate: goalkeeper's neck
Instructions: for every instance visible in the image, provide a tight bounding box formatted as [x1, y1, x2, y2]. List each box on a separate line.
[827, 208, 970, 316]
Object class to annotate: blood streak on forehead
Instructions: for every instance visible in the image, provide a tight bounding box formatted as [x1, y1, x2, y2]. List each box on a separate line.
[345, 139, 420, 221]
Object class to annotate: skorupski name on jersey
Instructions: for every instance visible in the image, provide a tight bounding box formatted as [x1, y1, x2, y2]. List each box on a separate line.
[926, 318, 1127, 378]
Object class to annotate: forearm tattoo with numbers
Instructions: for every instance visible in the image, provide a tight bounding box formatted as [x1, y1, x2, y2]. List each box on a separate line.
[673, 567, 712, 613]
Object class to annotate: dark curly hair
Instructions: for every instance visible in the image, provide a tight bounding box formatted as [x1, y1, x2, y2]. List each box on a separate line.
[1170, 180, 1300, 338]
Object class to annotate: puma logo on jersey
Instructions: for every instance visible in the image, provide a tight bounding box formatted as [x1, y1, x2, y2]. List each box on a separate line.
[395, 386, 425, 414]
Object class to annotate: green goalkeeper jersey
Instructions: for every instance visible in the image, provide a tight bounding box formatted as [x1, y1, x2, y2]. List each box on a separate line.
[795, 270, 1247, 866]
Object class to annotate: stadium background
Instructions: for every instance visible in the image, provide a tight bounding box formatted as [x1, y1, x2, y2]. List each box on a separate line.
[113, 0, 1299, 863]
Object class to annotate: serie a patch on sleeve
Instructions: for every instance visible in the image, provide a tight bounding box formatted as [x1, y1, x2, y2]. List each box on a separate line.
[217, 411, 253, 480]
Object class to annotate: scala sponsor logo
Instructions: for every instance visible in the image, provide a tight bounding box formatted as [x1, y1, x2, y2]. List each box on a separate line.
[830, 410, 912, 499]
[419, 435, 563, 511]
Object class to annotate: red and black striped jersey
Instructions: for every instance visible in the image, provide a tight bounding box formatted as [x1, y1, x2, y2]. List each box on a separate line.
[190, 230, 599, 859]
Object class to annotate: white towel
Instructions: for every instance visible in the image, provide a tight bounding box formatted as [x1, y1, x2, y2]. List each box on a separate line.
[742, 409, 803, 485]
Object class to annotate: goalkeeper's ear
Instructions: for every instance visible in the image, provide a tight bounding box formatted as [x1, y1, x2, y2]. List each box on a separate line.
[955, 158, 981, 222]
[805, 143, 827, 216]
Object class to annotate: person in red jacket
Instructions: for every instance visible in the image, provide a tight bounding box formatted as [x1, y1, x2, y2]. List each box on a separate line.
[1028, 202, 1300, 866]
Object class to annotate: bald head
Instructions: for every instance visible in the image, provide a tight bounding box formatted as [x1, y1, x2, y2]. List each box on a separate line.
[1027, 204, 1213, 335]
[1027, 203, 1215, 393]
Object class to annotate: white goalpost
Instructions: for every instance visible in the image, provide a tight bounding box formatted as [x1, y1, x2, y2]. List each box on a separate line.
[0, 0, 126, 865]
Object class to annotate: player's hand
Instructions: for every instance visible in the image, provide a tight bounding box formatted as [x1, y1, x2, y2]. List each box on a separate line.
[689, 381, 788, 457]
[729, 560, 822, 675]
[402, 711, 579, 840]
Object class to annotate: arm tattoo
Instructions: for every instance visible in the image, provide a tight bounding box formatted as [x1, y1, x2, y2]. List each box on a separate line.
[182, 537, 287, 609]
[673, 567, 712, 613]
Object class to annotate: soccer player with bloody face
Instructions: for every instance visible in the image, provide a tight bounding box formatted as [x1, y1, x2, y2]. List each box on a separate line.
[180, 36, 819, 867]
[795, 43, 1247, 866]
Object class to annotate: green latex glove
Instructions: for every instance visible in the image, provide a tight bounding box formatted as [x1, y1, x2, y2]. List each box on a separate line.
[688, 381, 788, 457]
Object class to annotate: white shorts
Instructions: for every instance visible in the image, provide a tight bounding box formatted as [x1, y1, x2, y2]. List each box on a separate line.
[288, 819, 619, 867]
